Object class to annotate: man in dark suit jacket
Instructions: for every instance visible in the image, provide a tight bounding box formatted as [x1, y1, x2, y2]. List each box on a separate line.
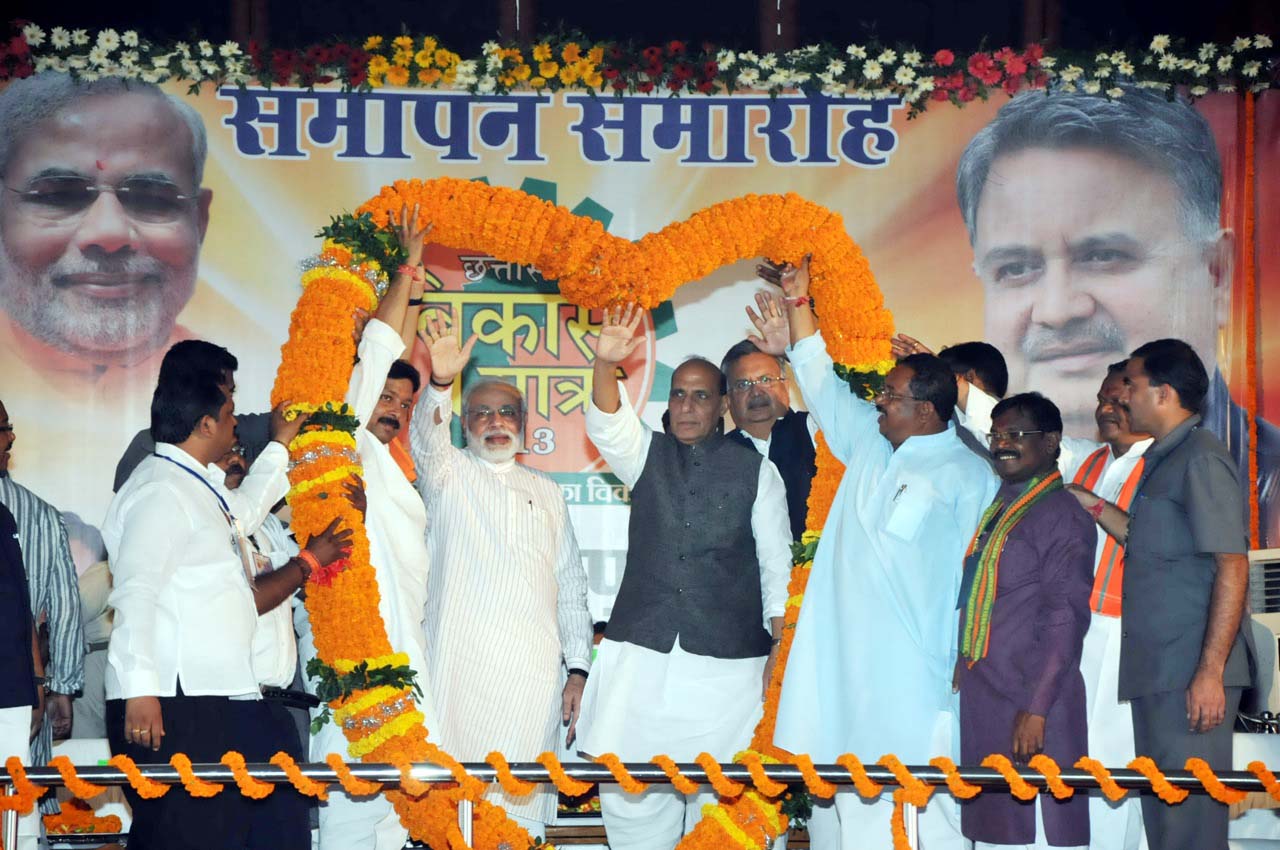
[1, 501, 44, 850]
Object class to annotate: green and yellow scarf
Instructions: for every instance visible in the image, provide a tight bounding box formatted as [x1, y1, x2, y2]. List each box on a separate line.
[960, 470, 1063, 666]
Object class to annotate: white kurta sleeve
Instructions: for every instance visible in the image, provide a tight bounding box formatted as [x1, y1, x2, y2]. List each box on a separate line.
[584, 382, 653, 488]
[954, 383, 998, 445]
[1058, 436, 1104, 484]
[786, 333, 881, 464]
[552, 494, 593, 670]
[105, 483, 187, 699]
[223, 441, 289, 534]
[408, 383, 467, 495]
[347, 319, 407, 425]
[753, 459, 793, 625]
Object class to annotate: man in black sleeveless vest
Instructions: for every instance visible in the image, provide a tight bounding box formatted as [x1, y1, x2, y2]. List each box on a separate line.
[575, 305, 793, 850]
[721, 338, 815, 541]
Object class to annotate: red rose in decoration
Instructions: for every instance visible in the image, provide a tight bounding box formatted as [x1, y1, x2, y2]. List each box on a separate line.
[612, 78, 628, 91]
[637, 80, 655, 93]
[642, 46, 663, 62]
[696, 79, 715, 93]
[603, 67, 620, 79]
[931, 88, 951, 102]
[647, 61, 664, 77]
[1005, 56, 1028, 76]
[703, 60, 719, 78]
[958, 82, 978, 101]
[967, 52, 1002, 85]
[933, 49, 955, 67]
[993, 47, 1015, 63]
[932, 75, 951, 91]
[349, 67, 368, 87]
[1024, 43, 1045, 64]
[667, 79, 684, 91]
[667, 40, 686, 56]
[672, 62, 694, 81]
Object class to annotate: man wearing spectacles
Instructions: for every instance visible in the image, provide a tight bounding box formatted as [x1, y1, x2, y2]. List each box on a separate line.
[721, 333, 817, 543]
[755, 257, 998, 850]
[407, 311, 592, 840]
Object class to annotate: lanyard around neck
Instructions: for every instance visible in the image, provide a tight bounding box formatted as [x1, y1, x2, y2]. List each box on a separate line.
[154, 453, 235, 521]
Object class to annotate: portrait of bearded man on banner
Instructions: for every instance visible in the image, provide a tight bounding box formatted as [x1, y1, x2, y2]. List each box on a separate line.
[0, 71, 212, 521]
[957, 85, 1280, 545]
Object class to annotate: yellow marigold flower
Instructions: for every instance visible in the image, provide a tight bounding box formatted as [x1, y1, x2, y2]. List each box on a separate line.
[512, 63, 531, 80]
[385, 65, 410, 86]
[562, 42, 582, 63]
[392, 35, 413, 51]
[539, 60, 559, 77]
[583, 71, 603, 88]
[442, 68, 457, 85]
[417, 67, 442, 84]
[392, 49, 411, 67]
[588, 46, 604, 65]
[434, 48, 454, 68]
[421, 36, 437, 53]
[530, 77, 546, 88]
[532, 43, 552, 62]
[572, 58, 591, 75]
[368, 55, 390, 74]
[363, 35, 383, 51]
[368, 72, 385, 88]
[500, 74, 515, 86]
[559, 65, 580, 85]
[413, 49, 433, 67]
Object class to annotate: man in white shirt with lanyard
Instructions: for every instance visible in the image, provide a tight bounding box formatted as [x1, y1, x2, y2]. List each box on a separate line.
[902, 335, 1153, 850]
[104, 343, 350, 850]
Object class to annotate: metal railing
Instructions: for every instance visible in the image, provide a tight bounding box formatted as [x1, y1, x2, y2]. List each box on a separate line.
[3, 759, 1262, 849]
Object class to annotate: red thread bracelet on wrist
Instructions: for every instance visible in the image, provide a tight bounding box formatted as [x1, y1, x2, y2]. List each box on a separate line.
[396, 264, 424, 282]
[786, 295, 812, 307]
[1087, 499, 1106, 521]
[296, 550, 320, 580]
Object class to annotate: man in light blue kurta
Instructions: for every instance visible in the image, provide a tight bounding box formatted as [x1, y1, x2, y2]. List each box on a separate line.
[752, 262, 997, 850]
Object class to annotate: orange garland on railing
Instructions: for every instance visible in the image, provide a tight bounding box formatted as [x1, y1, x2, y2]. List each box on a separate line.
[107, 755, 168, 799]
[595, 753, 650, 794]
[270, 752, 330, 800]
[48, 755, 106, 799]
[980, 754, 1037, 801]
[1249, 760, 1280, 802]
[929, 756, 982, 800]
[1073, 756, 1127, 802]
[1128, 756, 1189, 804]
[1029, 754, 1074, 800]
[486, 752, 538, 797]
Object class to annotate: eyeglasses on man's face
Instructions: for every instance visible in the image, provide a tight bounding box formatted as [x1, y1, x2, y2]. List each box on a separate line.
[466, 404, 522, 422]
[875, 387, 920, 404]
[729, 374, 787, 394]
[6, 175, 199, 224]
[985, 430, 1046, 444]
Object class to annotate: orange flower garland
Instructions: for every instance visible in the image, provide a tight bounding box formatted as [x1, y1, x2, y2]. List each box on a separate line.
[42, 799, 122, 836]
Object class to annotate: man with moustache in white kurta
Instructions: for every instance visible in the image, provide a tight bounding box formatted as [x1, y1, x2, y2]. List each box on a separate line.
[408, 313, 593, 838]
[297, 211, 439, 850]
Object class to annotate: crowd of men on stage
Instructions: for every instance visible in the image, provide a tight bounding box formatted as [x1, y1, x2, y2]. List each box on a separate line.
[0, 72, 1257, 850]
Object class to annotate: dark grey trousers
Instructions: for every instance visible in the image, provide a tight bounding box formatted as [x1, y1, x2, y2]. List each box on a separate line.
[1130, 686, 1242, 850]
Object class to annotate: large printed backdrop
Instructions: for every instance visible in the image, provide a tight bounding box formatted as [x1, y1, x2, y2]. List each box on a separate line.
[1, 81, 1276, 616]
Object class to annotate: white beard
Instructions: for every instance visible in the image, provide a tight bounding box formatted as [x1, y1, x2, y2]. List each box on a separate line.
[466, 426, 522, 464]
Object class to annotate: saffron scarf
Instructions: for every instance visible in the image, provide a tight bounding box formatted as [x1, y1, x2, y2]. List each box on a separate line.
[960, 470, 1063, 665]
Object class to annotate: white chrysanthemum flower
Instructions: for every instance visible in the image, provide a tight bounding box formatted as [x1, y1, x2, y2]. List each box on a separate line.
[87, 46, 109, 66]
[1094, 65, 1112, 77]
[862, 60, 883, 80]
[1216, 55, 1233, 72]
[846, 44, 867, 59]
[34, 56, 54, 72]
[824, 81, 846, 96]
[1232, 36, 1252, 52]
[220, 41, 241, 58]
[759, 54, 778, 70]
[816, 71, 835, 85]
[121, 66, 141, 79]
[1110, 50, 1126, 64]
[915, 76, 935, 92]
[1060, 64, 1083, 81]
[66, 55, 87, 69]
[476, 76, 497, 93]
[50, 27, 71, 48]
[1198, 43, 1218, 60]
[737, 68, 760, 86]
[152, 53, 172, 68]
[1083, 80, 1101, 94]
[1194, 63, 1210, 76]
[1061, 82, 1077, 93]
[895, 65, 916, 84]
[1095, 52, 1110, 63]
[200, 60, 219, 75]
[1149, 34, 1171, 52]
[485, 55, 501, 71]
[826, 58, 846, 75]
[71, 29, 89, 46]
[198, 40, 214, 56]
[1242, 60, 1262, 77]
[481, 40, 499, 55]
[180, 58, 200, 77]
[878, 49, 897, 64]
[120, 50, 139, 67]
[122, 30, 139, 47]
[96, 28, 120, 51]
[1256, 35, 1273, 48]
[801, 44, 820, 55]
[1176, 58, 1195, 70]
[22, 24, 45, 47]
[739, 50, 759, 63]
[716, 49, 736, 70]
[766, 71, 789, 87]
[1219, 83, 1236, 92]
[141, 69, 162, 83]
[1106, 86, 1124, 97]
[791, 71, 812, 84]
[175, 42, 191, 57]
[1118, 61, 1135, 75]
[1189, 85, 1209, 96]
[80, 70, 100, 82]
[225, 59, 243, 75]
[1040, 56, 1056, 69]
[1157, 54, 1178, 70]
[903, 50, 921, 66]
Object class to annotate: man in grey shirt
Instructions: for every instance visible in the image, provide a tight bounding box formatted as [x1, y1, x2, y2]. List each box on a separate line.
[1112, 338, 1249, 850]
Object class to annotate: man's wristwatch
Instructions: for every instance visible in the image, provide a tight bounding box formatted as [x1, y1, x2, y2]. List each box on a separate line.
[568, 667, 589, 680]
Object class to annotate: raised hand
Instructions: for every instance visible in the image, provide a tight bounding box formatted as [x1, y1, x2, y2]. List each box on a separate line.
[745, 291, 790, 356]
[890, 333, 934, 360]
[756, 254, 811, 299]
[270, 399, 309, 447]
[351, 307, 371, 345]
[394, 202, 432, 269]
[343, 474, 367, 522]
[593, 303, 645, 365]
[303, 517, 354, 567]
[418, 311, 478, 386]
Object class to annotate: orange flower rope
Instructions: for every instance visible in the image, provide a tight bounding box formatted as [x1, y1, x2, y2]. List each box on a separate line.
[270, 752, 329, 800]
[221, 751, 274, 799]
[836, 753, 884, 798]
[651, 754, 702, 795]
[878, 754, 934, 807]
[695, 752, 746, 798]
[1028, 754, 1073, 800]
[537, 752, 593, 797]
[1248, 760, 1280, 802]
[486, 752, 538, 796]
[929, 756, 981, 800]
[595, 753, 649, 794]
[980, 754, 1037, 801]
[1128, 756, 1188, 804]
[170, 753, 222, 798]
[1186, 757, 1248, 805]
[1073, 756, 1127, 802]
[423, 742, 486, 796]
[790, 753, 838, 799]
[48, 755, 106, 799]
[107, 755, 169, 799]
[326, 753, 384, 796]
[394, 760, 432, 797]
[740, 752, 787, 798]
[890, 788, 911, 850]
[0, 756, 46, 813]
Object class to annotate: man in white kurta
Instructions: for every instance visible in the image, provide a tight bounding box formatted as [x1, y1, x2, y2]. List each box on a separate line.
[297, 315, 439, 850]
[756, 258, 996, 850]
[408, 315, 593, 835]
[957, 365, 1151, 850]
